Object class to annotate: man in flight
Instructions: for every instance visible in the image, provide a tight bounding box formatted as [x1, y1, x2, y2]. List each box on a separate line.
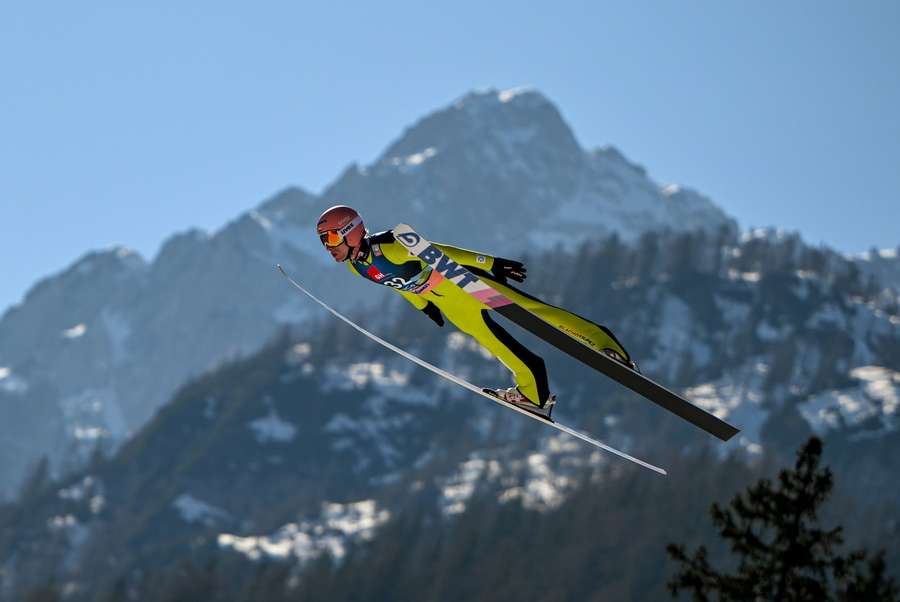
[316, 205, 637, 419]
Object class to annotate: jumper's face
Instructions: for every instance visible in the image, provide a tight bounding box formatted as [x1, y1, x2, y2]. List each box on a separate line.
[319, 228, 351, 262]
[327, 241, 350, 262]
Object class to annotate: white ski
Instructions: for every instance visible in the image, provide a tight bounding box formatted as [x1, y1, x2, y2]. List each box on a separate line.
[277, 264, 667, 476]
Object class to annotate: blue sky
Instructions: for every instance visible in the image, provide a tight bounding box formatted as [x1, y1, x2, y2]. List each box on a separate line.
[1, 1, 898, 312]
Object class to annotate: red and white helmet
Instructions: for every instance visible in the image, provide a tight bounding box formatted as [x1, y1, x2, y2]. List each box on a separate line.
[316, 205, 367, 258]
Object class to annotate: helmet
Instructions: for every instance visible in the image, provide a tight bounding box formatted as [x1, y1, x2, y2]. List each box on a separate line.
[316, 205, 367, 258]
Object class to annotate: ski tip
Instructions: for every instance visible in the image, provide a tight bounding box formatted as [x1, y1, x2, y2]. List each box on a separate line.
[720, 428, 740, 442]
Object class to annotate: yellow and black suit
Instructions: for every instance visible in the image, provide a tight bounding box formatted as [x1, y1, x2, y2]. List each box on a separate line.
[347, 230, 632, 407]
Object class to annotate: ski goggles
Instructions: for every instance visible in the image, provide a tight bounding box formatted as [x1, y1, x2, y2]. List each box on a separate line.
[319, 215, 363, 248]
[319, 230, 344, 248]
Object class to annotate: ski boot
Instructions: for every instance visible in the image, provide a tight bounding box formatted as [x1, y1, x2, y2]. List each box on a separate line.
[602, 348, 640, 373]
[483, 387, 556, 420]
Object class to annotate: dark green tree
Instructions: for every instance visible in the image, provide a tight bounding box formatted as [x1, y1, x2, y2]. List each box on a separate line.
[667, 437, 899, 601]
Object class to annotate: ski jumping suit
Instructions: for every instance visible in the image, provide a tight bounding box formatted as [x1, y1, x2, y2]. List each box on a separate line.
[347, 230, 632, 406]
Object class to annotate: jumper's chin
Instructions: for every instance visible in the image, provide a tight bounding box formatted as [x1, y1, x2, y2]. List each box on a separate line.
[329, 245, 349, 262]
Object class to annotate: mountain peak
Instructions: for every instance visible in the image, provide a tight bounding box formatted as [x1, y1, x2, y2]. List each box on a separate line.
[255, 186, 317, 219]
[373, 87, 582, 170]
[451, 87, 552, 113]
[40, 247, 147, 291]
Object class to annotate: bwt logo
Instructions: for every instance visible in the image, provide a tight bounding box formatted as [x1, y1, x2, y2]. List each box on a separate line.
[396, 230, 479, 287]
[416, 245, 479, 288]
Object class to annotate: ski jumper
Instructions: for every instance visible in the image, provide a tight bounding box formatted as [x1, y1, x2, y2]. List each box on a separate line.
[347, 230, 632, 406]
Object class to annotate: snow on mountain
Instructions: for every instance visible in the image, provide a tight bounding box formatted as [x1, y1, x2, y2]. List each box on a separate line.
[218, 500, 390, 564]
[438, 431, 594, 516]
[319, 353, 467, 477]
[683, 361, 771, 457]
[58, 475, 106, 512]
[249, 398, 299, 444]
[173, 494, 233, 527]
[59, 386, 128, 443]
[0, 367, 27, 394]
[224, 424, 601, 565]
[800, 366, 900, 437]
[850, 246, 900, 294]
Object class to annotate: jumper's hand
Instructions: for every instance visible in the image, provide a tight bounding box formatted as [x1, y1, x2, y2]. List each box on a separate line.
[491, 257, 527, 283]
[422, 301, 445, 327]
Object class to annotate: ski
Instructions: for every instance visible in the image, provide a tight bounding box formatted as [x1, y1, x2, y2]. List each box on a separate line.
[277, 265, 667, 476]
[391, 223, 740, 442]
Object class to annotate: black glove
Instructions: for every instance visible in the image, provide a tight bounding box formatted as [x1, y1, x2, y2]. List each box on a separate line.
[421, 301, 444, 327]
[491, 257, 527, 283]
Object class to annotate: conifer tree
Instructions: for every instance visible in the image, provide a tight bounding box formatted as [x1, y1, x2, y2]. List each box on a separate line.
[667, 437, 899, 601]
